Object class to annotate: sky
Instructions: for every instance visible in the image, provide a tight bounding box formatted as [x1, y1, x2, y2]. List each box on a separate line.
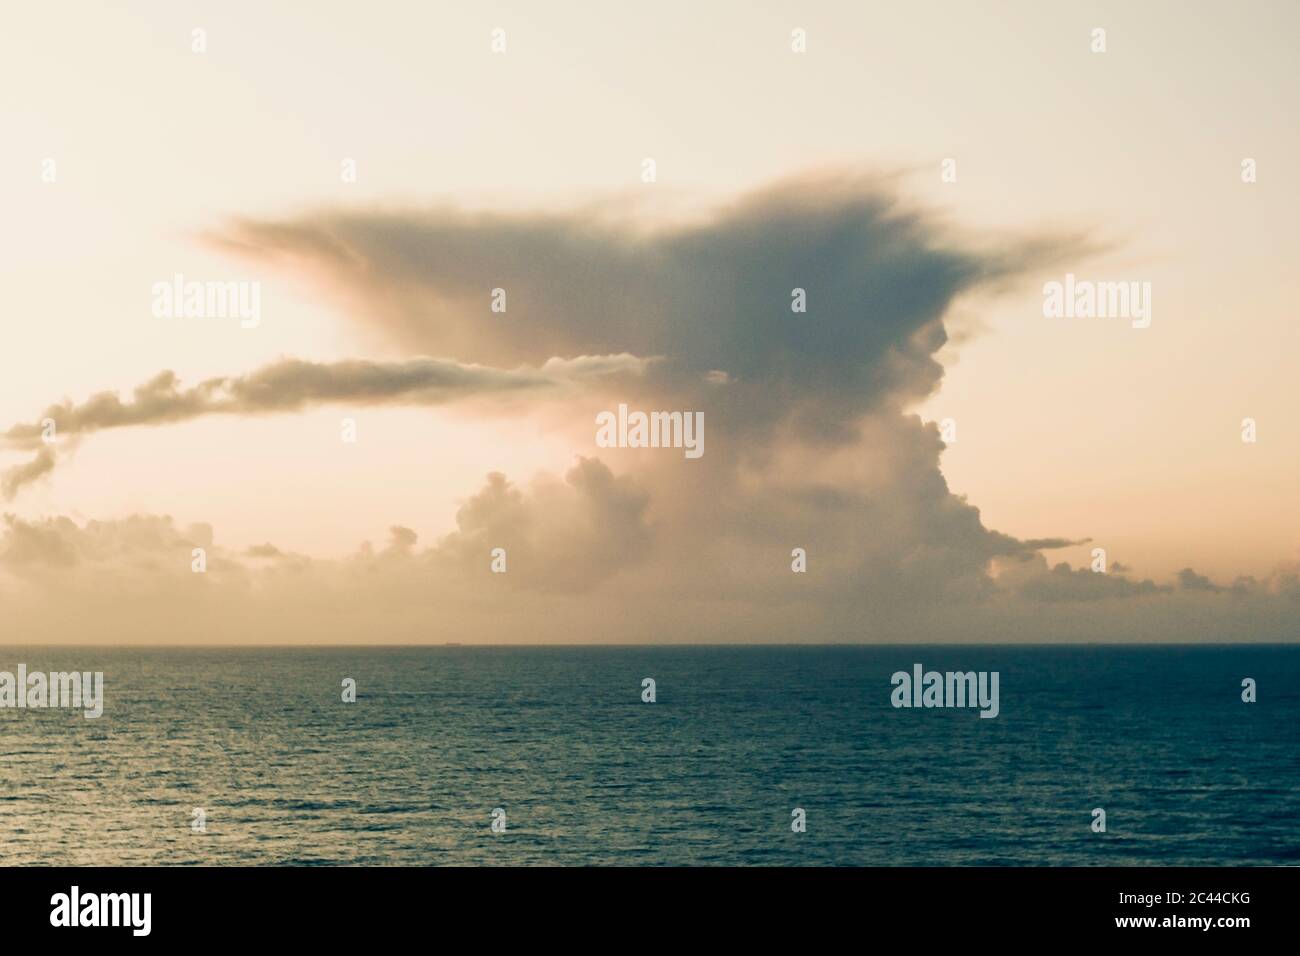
[0, 0, 1297, 642]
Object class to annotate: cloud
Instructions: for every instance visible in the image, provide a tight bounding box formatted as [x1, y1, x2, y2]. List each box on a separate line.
[198, 172, 1099, 614]
[1177, 567, 1224, 592]
[1017, 561, 1168, 603]
[2, 507, 1296, 644]
[208, 171, 1092, 444]
[0, 512, 214, 577]
[432, 457, 652, 592]
[1020, 536, 1091, 551]
[6, 169, 1291, 642]
[1, 353, 649, 497]
[0, 512, 81, 568]
[1221, 559, 1300, 599]
[0, 446, 56, 498]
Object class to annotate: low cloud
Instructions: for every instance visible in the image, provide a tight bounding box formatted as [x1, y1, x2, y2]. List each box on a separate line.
[2, 508, 1296, 644]
[1018, 561, 1168, 602]
[1177, 567, 1224, 593]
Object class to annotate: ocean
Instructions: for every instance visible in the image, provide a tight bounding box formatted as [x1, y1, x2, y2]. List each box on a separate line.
[1, 645, 1296, 866]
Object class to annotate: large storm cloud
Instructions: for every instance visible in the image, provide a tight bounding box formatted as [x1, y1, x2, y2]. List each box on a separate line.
[5, 171, 1288, 642]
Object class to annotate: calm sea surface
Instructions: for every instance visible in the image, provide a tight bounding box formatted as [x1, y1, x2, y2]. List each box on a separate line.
[1, 646, 1296, 866]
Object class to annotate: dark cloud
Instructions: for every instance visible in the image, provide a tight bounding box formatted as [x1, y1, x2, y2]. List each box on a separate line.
[1018, 561, 1168, 603]
[9, 170, 1282, 642]
[386, 526, 419, 553]
[209, 171, 1091, 445]
[1021, 536, 1091, 550]
[1, 354, 648, 497]
[1177, 567, 1224, 592]
[199, 171, 1104, 616]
